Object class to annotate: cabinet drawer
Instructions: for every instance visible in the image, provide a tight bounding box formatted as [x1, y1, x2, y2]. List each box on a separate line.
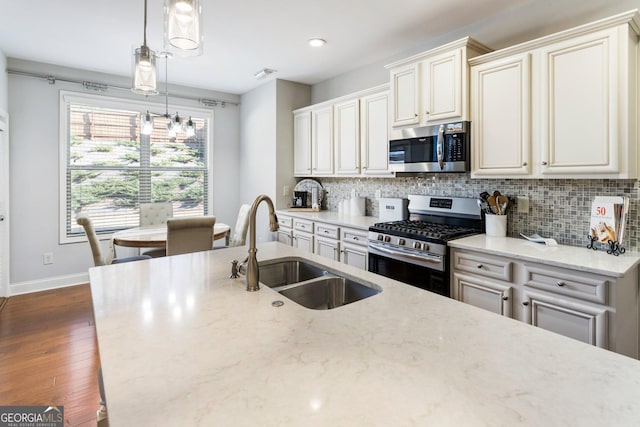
[523, 264, 608, 305]
[452, 251, 512, 282]
[316, 223, 339, 239]
[277, 215, 293, 228]
[341, 227, 368, 247]
[293, 218, 314, 233]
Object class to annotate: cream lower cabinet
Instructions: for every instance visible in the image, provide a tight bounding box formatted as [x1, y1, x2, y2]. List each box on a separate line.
[315, 223, 340, 261]
[450, 248, 638, 357]
[276, 214, 294, 246]
[340, 227, 368, 270]
[470, 13, 639, 179]
[292, 218, 314, 253]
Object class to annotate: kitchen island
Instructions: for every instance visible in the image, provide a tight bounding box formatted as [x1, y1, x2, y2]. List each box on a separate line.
[90, 242, 640, 426]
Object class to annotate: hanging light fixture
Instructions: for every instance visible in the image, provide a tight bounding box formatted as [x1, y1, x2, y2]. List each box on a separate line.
[164, 0, 203, 56]
[132, 0, 159, 95]
[138, 53, 195, 138]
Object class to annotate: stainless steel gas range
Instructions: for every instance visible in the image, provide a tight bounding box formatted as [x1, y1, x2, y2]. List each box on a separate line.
[368, 195, 483, 296]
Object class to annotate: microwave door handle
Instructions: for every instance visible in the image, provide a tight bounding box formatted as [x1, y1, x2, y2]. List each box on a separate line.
[437, 124, 445, 170]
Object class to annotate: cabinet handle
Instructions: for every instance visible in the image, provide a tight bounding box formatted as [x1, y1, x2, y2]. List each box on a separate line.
[541, 161, 548, 166]
[522, 162, 527, 166]
[502, 296, 509, 301]
[556, 281, 566, 287]
[352, 236, 359, 241]
[476, 264, 483, 269]
[324, 230, 329, 234]
[414, 113, 418, 117]
[522, 301, 529, 306]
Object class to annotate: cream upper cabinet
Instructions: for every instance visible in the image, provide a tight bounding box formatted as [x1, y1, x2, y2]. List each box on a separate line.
[422, 48, 462, 123]
[293, 85, 391, 178]
[360, 91, 392, 176]
[387, 37, 491, 128]
[471, 53, 532, 176]
[293, 111, 312, 176]
[390, 63, 420, 127]
[334, 99, 360, 175]
[311, 105, 334, 176]
[470, 12, 639, 179]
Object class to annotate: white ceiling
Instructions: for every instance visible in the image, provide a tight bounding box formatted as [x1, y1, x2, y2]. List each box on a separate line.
[0, 0, 636, 95]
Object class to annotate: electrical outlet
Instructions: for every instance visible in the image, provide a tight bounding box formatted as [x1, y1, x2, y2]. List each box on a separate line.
[283, 186, 290, 197]
[43, 252, 54, 265]
[517, 196, 529, 213]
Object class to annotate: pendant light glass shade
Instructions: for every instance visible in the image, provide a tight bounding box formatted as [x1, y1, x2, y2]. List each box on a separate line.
[132, 46, 159, 95]
[165, 0, 202, 56]
[141, 111, 154, 135]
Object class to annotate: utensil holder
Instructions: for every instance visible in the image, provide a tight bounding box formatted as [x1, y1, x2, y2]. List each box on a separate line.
[485, 215, 507, 237]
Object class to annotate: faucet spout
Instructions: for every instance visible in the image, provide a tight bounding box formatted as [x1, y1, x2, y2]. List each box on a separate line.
[246, 194, 279, 291]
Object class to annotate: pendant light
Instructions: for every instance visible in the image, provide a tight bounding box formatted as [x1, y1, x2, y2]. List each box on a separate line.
[164, 0, 203, 56]
[132, 0, 158, 95]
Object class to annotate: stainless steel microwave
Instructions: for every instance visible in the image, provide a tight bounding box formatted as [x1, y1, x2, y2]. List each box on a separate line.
[389, 121, 470, 173]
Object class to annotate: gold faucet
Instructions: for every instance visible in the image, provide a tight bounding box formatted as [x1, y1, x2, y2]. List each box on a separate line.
[246, 194, 279, 291]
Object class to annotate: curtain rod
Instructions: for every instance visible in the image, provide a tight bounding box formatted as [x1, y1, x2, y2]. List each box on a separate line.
[7, 68, 239, 108]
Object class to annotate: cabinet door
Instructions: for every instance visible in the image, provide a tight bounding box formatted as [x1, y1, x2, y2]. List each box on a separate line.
[522, 290, 608, 348]
[293, 111, 312, 176]
[390, 63, 420, 127]
[360, 91, 392, 176]
[471, 53, 531, 177]
[539, 28, 618, 175]
[276, 229, 293, 246]
[311, 106, 334, 175]
[315, 235, 340, 261]
[334, 99, 360, 175]
[452, 273, 513, 317]
[423, 48, 462, 123]
[341, 242, 367, 270]
[293, 231, 314, 253]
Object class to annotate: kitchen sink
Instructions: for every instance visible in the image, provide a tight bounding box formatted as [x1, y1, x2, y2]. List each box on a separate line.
[258, 257, 381, 310]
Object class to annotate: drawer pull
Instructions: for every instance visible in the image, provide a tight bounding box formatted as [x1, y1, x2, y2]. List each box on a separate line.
[556, 281, 566, 287]
[352, 236, 359, 241]
[324, 230, 329, 234]
[522, 301, 529, 306]
[476, 264, 483, 269]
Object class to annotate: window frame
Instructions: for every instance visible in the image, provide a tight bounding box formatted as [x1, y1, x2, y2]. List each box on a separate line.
[59, 90, 215, 244]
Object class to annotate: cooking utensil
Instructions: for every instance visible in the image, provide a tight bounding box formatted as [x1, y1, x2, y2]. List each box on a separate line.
[497, 195, 509, 214]
[487, 195, 499, 214]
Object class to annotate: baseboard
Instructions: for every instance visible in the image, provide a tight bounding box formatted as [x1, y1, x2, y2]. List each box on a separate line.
[10, 272, 90, 296]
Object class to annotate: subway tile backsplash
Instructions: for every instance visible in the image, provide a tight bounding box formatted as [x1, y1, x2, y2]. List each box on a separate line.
[315, 176, 640, 251]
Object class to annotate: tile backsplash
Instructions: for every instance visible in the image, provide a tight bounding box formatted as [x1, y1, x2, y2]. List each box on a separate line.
[313, 175, 640, 251]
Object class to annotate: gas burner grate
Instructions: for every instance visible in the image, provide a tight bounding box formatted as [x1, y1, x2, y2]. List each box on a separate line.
[371, 220, 479, 242]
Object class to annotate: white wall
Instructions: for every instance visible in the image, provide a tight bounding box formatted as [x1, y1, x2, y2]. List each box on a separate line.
[0, 51, 7, 111]
[239, 79, 310, 243]
[7, 59, 241, 294]
[312, 0, 640, 103]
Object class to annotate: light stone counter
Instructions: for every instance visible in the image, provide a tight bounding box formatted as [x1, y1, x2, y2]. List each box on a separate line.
[90, 242, 640, 426]
[277, 209, 379, 230]
[448, 234, 640, 277]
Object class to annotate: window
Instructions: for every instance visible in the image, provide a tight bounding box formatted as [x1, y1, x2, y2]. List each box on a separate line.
[59, 91, 214, 243]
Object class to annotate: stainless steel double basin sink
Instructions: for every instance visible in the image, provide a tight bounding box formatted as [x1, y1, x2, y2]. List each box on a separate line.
[258, 257, 381, 310]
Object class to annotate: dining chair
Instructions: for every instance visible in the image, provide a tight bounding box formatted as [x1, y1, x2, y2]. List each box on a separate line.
[166, 216, 216, 256]
[76, 214, 151, 267]
[139, 202, 174, 257]
[228, 204, 251, 247]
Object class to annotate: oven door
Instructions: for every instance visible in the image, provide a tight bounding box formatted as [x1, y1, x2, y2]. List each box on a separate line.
[367, 242, 449, 297]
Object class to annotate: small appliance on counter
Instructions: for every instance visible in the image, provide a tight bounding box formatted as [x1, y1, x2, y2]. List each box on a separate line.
[378, 198, 409, 222]
[289, 178, 323, 211]
[292, 191, 307, 208]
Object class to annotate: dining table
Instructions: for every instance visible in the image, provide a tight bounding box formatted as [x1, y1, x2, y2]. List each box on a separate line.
[109, 222, 230, 262]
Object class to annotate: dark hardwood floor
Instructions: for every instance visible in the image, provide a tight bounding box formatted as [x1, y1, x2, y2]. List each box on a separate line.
[0, 284, 101, 426]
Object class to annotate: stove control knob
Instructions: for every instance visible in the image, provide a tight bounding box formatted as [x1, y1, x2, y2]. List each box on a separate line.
[384, 236, 391, 243]
[422, 243, 430, 251]
[377, 234, 384, 241]
[398, 239, 406, 246]
[413, 242, 421, 249]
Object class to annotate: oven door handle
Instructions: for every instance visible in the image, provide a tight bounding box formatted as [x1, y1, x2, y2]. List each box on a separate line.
[368, 242, 442, 264]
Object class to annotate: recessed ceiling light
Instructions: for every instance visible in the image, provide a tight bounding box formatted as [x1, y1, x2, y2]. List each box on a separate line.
[308, 38, 326, 47]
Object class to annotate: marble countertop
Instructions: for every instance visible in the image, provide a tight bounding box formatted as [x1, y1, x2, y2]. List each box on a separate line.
[277, 209, 379, 230]
[448, 234, 640, 277]
[90, 242, 640, 426]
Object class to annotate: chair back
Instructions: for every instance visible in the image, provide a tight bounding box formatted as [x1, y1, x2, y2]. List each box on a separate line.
[230, 204, 251, 247]
[166, 216, 216, 256]
[76, 214, 106, 266]
[140, 202, 173, 226]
